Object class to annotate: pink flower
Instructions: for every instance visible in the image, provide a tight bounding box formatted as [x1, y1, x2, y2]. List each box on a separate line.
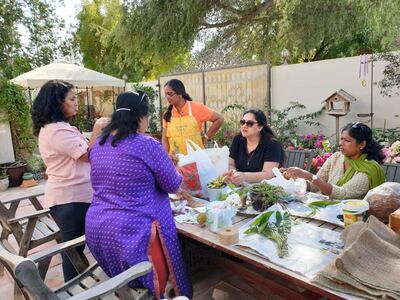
[394, 156, 400, 163]
[382, 147, 391, 158]
[323, 152, 333, 160]
[314, 141, 323, 149]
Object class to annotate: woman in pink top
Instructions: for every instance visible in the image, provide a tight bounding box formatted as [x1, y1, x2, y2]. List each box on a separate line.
[32, 80, 92, 281]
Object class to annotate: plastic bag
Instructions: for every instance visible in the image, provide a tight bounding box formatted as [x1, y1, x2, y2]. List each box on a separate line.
[177, 162, 202, 196]
[205, 201, 237, 232]
[204, 142, 229, 176]
[265, 167, 307, 198]
[363, 182, 400, 223]
[178, 139, 218, 198]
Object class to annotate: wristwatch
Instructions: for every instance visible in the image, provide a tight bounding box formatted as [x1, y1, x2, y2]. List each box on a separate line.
[311, 174, 318, 182]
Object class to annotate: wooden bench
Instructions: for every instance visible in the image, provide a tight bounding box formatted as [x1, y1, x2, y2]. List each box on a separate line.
[283, 149, 313, 172]
[0, 236, 153, 300]
[0, 182, 61, 278]
[382, 163, 400, 183]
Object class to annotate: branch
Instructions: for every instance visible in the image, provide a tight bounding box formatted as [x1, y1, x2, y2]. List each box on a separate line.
[200, 0, 274, 31]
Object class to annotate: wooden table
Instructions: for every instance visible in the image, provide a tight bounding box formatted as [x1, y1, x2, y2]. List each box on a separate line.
[176, 213, 354, 300]
[0, 180, 46, 209]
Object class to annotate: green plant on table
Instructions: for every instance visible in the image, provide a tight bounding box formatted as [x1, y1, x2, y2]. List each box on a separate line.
[249, 182, 287, 211]
[207, 176, 227, 189]
[307, 200, 341, 217]
[244, 210, 293, 258]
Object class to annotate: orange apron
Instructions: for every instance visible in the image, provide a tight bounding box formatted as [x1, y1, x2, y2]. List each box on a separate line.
[166, 102, 203, 155]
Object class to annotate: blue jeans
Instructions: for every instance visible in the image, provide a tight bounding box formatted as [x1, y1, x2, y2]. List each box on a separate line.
[50, 202, 90, 282]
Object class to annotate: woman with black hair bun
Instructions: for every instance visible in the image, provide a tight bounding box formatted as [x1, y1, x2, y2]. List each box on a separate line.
[284, 122, 386, 199]
[86, 91, 192, 299]
[225, 109, 285, 185]
[162, 79, 224, 154]
[32, 80, 92, 282]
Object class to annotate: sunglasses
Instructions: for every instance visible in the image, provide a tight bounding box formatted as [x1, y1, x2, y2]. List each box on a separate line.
[239, 119, 258, 127]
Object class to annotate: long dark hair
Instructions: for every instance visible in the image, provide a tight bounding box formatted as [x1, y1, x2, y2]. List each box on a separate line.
[342, 122, 385, 164]
[32, 80, 74, 136]
[163, 79, 192, 122]
[99, 91, 149, 147]
[243, 109, 285, 165]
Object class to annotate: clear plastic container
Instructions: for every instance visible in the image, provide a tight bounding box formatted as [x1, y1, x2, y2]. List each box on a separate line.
[342, 199, 369, 227]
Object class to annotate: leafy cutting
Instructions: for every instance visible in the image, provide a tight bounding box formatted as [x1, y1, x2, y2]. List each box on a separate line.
[244, 210, 293, 258]
[306, 200, 341, 217]
[207, 176, 227, 189]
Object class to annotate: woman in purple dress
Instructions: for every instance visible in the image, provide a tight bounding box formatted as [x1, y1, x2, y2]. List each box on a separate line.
[86, 91, 192, 299]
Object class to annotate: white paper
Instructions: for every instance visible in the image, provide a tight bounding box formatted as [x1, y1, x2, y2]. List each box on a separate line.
[237, 207, 343, 278]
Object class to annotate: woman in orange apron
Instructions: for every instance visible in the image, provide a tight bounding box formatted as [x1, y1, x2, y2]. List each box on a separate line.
[162, 79, 223, 155]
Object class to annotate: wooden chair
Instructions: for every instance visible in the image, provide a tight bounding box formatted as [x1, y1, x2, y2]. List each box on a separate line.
[283, 149, 313, 172]
[0, 196, 61, 277]
[382, 163, 400, 183]
[0, 235, 153, 300]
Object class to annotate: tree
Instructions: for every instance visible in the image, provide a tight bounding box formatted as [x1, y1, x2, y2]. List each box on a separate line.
[375, 52, 400, 97]
[74, 0, 400, 78]
[0, 0, 63, 79]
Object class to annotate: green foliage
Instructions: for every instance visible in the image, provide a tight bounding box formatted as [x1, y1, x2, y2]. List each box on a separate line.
[374, 52, 400, 97]
[0, 168, 8, 179]
[214, 103, 246, 146]
[27, 153, 45, 174]
[244, 210, 293, 258]
[372, 127, 400, 146]
[0, 0, 62, 79]
[269, 102, 324, 147]
[0, 80, 35, 159]
[73, 0, 400, 78]
[132, 84, 160, 134]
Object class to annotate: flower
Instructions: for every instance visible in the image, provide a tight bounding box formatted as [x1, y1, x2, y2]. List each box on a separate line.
[382, 141, 400, 164]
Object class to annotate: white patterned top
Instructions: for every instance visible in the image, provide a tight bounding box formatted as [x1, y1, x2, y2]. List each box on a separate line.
[314, 152, 370, 199]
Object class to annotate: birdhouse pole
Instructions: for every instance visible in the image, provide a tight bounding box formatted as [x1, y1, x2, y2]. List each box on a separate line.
[335, 116, 340, 145]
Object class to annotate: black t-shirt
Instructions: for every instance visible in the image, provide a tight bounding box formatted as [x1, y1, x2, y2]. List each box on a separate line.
[229, 135, 284, 172]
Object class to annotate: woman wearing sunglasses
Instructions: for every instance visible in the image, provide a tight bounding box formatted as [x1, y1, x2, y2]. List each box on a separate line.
[284, 122, 385, 199]
[86, 91, 192, 299]
[162, 79, 224, 155]
[225, 109, 284, 185]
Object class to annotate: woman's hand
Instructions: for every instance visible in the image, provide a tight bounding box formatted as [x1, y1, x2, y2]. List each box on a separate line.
[284, 167, 312, 181]
[226, 170, 245, 186]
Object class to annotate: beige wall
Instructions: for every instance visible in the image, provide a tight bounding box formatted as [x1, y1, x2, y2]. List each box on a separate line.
[0, 117, 15, 164]
[271, 55, 400, 140]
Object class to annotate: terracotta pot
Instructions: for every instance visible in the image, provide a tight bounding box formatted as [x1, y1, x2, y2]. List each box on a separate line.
[0, 162, 27, 187]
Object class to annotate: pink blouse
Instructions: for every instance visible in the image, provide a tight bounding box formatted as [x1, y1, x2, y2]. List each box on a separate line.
[38, 122, 92, 208]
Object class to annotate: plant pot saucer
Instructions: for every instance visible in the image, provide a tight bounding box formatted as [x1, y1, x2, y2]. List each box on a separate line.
[20, 179, 38, 188]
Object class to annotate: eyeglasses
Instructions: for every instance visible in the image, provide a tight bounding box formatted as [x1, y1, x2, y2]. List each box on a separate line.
[239, 119, 258, 127]
[165, 92, 176, 98]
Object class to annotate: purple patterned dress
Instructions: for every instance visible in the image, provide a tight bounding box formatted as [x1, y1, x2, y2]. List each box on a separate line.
[86, 133, 192, 299]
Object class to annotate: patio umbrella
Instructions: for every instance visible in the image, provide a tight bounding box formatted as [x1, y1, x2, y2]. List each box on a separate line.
[10, 61, 125, 89]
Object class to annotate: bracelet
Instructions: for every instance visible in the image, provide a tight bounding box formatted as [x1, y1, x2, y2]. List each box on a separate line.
[203, 134, 210, 140]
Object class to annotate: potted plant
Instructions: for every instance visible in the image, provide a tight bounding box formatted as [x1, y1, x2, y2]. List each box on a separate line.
[0, 161, 27, 187]
[0, 169, 9, 191]
[249, 182, 287, 212]
[20, 172, 38, 188]
[207, 176, 230, 202]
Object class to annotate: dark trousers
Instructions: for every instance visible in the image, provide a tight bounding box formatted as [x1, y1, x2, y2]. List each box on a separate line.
[50, 202, 90, 282]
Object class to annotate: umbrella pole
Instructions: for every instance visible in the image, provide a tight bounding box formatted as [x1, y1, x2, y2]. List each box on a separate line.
[28, 87, 32, 107]
[112, 87, 115, 112]
[86, 87, 90, 120]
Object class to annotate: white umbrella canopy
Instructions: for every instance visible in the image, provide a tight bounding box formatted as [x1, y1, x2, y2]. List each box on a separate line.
[10, 62, 125, 88]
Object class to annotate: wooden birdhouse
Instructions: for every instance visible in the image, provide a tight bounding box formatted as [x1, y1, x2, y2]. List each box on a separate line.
[322, 89, 356, 145]
[321, 89, 356, 116]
